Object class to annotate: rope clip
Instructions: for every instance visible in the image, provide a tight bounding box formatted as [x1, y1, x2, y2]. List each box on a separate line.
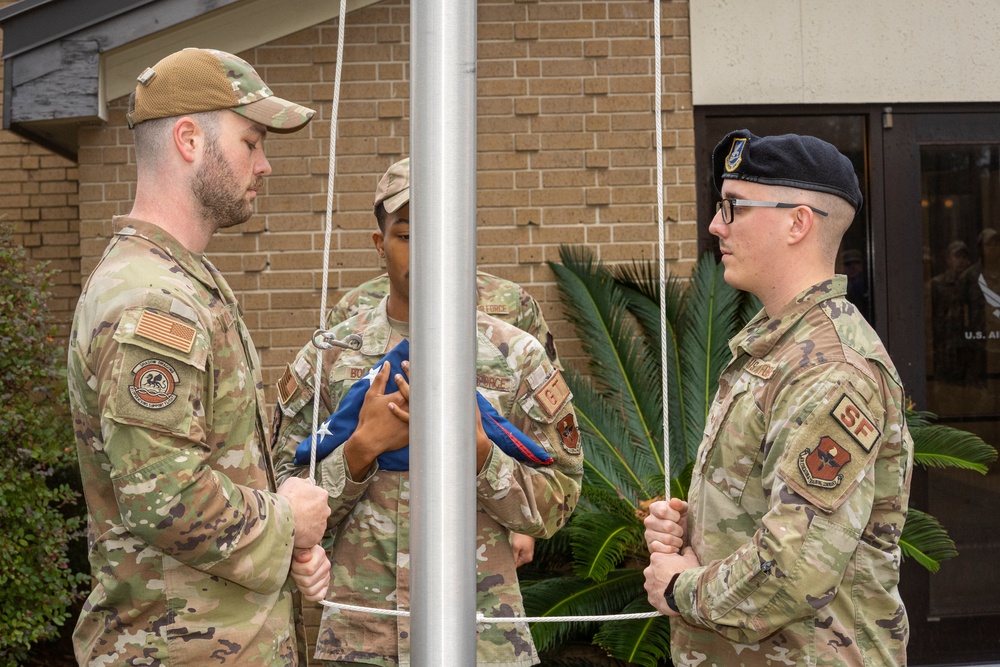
[311, 329, 363, 351]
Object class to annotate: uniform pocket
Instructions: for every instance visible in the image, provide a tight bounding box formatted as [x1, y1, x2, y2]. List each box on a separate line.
[702, 375, 765, 505]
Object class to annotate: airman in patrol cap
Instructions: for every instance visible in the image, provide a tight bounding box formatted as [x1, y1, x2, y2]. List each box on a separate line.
[68, 47, 331, 666]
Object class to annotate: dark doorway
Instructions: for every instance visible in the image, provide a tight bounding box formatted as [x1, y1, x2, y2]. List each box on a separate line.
[883, 110, 1000, 663]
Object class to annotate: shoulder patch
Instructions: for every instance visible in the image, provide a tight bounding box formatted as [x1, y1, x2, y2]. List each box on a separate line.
[135, 310, 196, 353]
[830, 394, 881, 453]
[534, 369, 572, 417]
[277, 364, 299, 407]
[797, 436, 851, 488]
[557, 413, 580, 454]
[129, 359, 179, 410]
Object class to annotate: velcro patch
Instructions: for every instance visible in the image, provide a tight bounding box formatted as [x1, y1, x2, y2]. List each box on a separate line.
[478, 374, 513, 392]
[797, 436, 851, 488]
[557, 413, 580, 453]
[277, 364, 299, 407]
[534, 370, 572, 417]
[478, 303, 510, 315]
[745, 358, 776, 380]
[129, 359, 179, 410]
[830, 394, 881, 453]
[135, 310, 196, 353]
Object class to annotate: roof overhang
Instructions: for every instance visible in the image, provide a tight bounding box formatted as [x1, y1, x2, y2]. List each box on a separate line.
[0, 0, 375, 160]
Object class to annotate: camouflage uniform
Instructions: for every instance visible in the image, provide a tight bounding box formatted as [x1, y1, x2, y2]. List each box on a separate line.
[68, 218, 298, 666]
[670, 277, 913, 666]
[329, 270, 561, 367]
[272, 297, 584, 666]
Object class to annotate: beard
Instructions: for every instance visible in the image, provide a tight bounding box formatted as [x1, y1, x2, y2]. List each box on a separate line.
[193, 139, 261, 231]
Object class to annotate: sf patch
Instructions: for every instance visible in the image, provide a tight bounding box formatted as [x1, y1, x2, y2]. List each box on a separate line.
[831, 394, 881, 452]
[798, 436, 851, 489]
[129, 359, 179, 410]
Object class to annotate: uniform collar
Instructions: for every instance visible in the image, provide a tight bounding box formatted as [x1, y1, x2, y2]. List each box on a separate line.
[113, 216, 220, 297]
[733, 276, 848, 359]
[359, 296, 399, 356]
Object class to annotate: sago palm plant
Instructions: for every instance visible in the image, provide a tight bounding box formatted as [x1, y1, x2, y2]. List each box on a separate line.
[520, 246, 996, 667]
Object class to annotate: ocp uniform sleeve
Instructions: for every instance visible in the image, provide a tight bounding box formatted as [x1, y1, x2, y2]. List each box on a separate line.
[475, 342, 583, 538]
[674, 362, 883, 643]
[103, 305, 294, 595]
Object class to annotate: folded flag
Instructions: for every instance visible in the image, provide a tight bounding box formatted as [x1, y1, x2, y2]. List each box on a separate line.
[294, 338, 554, 470]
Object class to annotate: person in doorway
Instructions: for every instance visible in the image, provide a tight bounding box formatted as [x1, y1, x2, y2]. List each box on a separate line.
[68, 48, 332, 665]
[931, 240, 974, 383]
[642, 130, 913, 666]
[271, 157, 584, 666]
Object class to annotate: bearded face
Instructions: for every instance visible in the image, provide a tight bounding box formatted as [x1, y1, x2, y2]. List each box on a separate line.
[193, 135, 263, 231]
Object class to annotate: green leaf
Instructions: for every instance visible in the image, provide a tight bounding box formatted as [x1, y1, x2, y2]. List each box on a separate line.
[900, 508, 958, 573]
[567, 510, 645, 582]
[593, 596, 672, 667]
[910, 424, 997, 474]
[522, 570, 646, 652]
[551, 247, 662, 472]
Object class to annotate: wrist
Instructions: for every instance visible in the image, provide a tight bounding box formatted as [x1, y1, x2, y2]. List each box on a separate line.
[663, 572, 681, 613]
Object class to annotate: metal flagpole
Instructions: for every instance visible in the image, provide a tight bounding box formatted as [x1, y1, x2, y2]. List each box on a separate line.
[409, 0, 479, 664]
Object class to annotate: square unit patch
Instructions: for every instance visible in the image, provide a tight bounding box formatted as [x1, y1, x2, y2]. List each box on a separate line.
[830, 394, 881, 453]
[534, 370, 571, 417]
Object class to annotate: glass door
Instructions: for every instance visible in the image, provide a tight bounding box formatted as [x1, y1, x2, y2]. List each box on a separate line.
[884, 111, 1000, 663]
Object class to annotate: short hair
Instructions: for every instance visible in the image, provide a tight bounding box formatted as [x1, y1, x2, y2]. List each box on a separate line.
[131, 104, 222, 167]
[374, 201, 387, 233]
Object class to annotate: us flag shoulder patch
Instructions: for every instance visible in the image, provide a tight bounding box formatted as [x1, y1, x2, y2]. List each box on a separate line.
[135, 310, 196, 354]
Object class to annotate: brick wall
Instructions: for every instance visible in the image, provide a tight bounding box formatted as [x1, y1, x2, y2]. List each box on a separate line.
[6, 0, 694, 656]
[0, 2, 81, 340]
[69, 0, 694, 396]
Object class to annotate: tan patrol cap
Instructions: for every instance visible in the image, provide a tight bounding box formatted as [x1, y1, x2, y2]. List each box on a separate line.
[126, 48, 315, 133]
[374, 157, 410, 213]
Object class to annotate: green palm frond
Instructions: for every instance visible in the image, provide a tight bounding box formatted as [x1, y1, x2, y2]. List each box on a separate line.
[615, 281, 688, 479]
[905, 408, 937, 430]
[523, 570, 646, 652]
[567, 368, 662, 503]
[552, 247, 663, 471]
[677, 254, 745, 460]
[900, 508, 958, 573]
[567, 509, 645, 582]
[593, 597, 672, 667]
[910, 424, 997, 474]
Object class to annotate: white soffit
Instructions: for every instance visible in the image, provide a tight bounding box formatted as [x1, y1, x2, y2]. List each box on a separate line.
[102, 0, 379, 104]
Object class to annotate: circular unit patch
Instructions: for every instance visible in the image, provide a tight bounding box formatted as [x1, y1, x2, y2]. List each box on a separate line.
[129, 359, 180, 410]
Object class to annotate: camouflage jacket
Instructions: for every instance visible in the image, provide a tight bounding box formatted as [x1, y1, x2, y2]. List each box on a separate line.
[68, 218, 298, 666]
[272, 298, 584, 666]
[329, 270, 561, 368]
[670, 276, 913, 667]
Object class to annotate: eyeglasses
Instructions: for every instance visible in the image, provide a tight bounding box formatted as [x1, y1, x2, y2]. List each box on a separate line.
[716, 199, 829, 224]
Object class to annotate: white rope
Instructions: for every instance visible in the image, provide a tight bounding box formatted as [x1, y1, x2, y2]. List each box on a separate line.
[320, 600, 661, 623]
[309, 0, 349, 485]
[653, 0, 670, 500]
[302, 0, 672, 632]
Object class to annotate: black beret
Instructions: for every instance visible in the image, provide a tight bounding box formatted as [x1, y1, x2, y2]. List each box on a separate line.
[712, 129, 863, 213]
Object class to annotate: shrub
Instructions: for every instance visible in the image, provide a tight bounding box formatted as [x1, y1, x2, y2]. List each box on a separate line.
[0, 222, 86, 664]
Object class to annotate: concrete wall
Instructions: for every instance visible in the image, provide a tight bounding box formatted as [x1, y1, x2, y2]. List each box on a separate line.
[690, 0, 1000, 105]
